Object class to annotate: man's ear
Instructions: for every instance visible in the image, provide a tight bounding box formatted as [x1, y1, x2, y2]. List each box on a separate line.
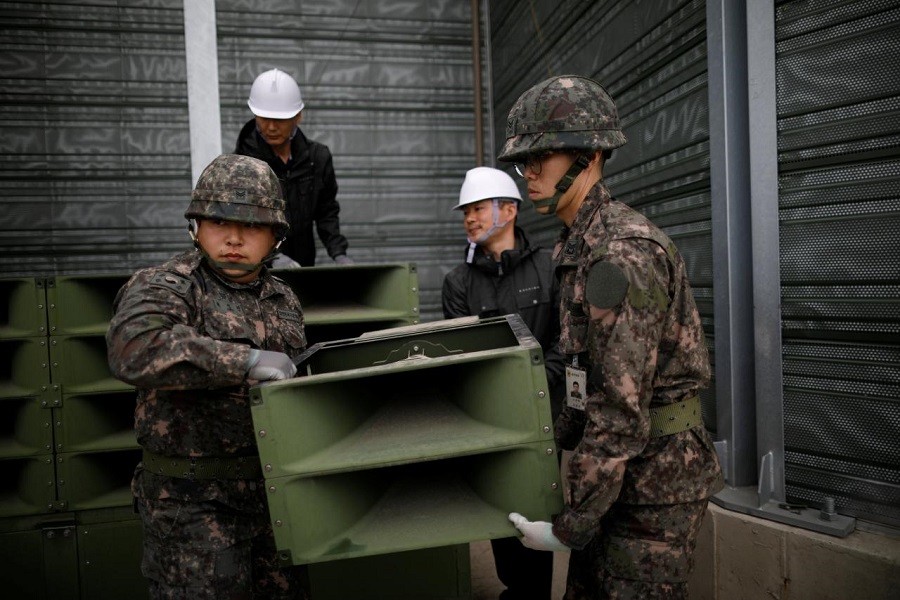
[295, 112, 304, 127]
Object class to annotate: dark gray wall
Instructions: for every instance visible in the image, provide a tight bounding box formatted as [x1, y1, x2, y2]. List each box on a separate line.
[0, 0, 192, 275]
[0, 0, 486, 322]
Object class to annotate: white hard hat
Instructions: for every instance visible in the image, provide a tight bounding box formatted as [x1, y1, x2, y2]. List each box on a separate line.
[247, 68, 305, 119]
[455, 166, 522, 210]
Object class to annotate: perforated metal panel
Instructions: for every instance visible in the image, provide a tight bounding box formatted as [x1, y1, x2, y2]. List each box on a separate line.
[776, 0, 900, 528]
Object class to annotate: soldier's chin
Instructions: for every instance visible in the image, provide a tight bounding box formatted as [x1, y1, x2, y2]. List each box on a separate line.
[221, 264, 259, 281]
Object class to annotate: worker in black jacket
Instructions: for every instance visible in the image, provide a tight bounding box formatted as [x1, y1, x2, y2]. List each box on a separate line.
[234, 68, 350, 267]
[442, 166, 565, 600]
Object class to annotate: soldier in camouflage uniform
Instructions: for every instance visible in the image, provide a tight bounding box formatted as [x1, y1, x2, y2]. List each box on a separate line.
[107, 154, 310, 599]
[502, 76, 723, 599]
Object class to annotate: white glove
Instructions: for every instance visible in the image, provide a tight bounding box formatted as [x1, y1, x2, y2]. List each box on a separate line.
[246, 349, 297, 381]
[508, 512, 569, 552]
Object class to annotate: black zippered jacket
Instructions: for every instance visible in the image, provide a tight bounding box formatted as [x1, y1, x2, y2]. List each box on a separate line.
[234, 119, 348, 266]
[442, 227, 565, 418]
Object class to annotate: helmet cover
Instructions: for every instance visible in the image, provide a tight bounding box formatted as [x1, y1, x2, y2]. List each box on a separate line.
[498, 75, 626, 162]
[185, 154, 289, 237]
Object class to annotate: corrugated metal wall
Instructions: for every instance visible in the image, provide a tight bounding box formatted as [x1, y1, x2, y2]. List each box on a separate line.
[775, 0, 900, 528]
[215, 0, 483, 320]
[0, 0, 484, 322]
[0, 0, 192, 274]
[488, 0, 717, 430]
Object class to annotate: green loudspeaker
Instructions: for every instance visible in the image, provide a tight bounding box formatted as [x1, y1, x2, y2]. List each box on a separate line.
[54, 448, 140, 511]
[0, 338, 51, 399]
[0, 455, 57, 517]
[251, 314, 563, 565]
[53, 391, 139, 453]
[0, 398, 53, 458]
[0, 277, 48, 339]
[45, 275, 130, 336]
[272, 262, 419, 344]
[48, 335, 133, 395]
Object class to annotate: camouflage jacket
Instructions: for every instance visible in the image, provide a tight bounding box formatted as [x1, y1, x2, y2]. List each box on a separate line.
[551, 183, 723, 550]
[107, 250, 306, 507]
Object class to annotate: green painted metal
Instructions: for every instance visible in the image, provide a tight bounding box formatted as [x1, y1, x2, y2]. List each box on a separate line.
[0, 521, 80, 600]
[0, 277, 48, 339]
[251, 314, 563, 565]
[0, 337, 51, 399]
[0, 398, 54, 458]
[55, 448, 140, 511]
[0, 455, 57, 517]
[53, 391, 139, 453]
[76, 507, 148, 600]
[273, 262, 420, 344]
[48, 335, 133, 395]
[0, 508, 146, 600]
[267, 443, 562, 566]
[45, 275, 130, 336]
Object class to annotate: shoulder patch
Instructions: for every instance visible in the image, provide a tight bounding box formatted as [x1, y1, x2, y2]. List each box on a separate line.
[148, 271, 192, 297]
[585, 261, 629, 309]
[277, 308, 302, 323]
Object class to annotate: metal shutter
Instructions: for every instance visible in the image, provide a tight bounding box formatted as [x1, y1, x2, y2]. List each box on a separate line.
[776, 0, 900, 528]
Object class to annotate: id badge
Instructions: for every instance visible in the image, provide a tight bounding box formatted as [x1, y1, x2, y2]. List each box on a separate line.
[565, 364, 587, 410]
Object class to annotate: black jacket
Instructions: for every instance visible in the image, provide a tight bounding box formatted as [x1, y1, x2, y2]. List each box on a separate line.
[234, 119, 348, 266]
[442, 227, 565, 418]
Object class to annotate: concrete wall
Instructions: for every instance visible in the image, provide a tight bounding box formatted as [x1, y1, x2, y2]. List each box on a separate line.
[689, 503, 900, 600]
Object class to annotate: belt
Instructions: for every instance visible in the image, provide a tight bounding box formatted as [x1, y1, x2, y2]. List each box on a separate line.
[142, 450, 263, 480]
[648, 395, 702, 438]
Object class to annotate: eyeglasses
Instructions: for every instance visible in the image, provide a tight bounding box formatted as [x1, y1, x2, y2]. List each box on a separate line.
[514, 152, 550, 178]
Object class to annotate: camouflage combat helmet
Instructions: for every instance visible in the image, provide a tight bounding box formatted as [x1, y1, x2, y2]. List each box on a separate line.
[498, 75, 626, 163]
[185, 154, 289, 238]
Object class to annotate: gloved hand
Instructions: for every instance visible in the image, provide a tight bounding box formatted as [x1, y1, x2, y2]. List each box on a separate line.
[334, 254, 353, 265]
[508, 512, 569, 552]
[246, 349, 297, 381]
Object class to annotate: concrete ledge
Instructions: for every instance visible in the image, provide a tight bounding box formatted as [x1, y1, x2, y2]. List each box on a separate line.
[689, 502, 900, 600]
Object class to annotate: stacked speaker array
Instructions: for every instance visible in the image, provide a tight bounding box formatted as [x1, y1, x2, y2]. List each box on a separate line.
[0, 263, 433, 599]
[0, 274, 145, 600]
[252, 314, 564, 567]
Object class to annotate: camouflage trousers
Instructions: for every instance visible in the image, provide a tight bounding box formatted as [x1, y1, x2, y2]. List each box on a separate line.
[137, 497, 310, 600]
[564, 499, 709, 600]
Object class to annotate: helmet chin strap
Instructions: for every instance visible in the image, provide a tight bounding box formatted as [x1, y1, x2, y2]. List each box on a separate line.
[532, 154, 592, 215]
[465, 200, 513, 264]
[188, 223, 283, 278]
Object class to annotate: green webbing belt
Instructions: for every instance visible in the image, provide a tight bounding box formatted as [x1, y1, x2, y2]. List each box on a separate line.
[142, 450, 263, 480]
[648, 395, 702, 438]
